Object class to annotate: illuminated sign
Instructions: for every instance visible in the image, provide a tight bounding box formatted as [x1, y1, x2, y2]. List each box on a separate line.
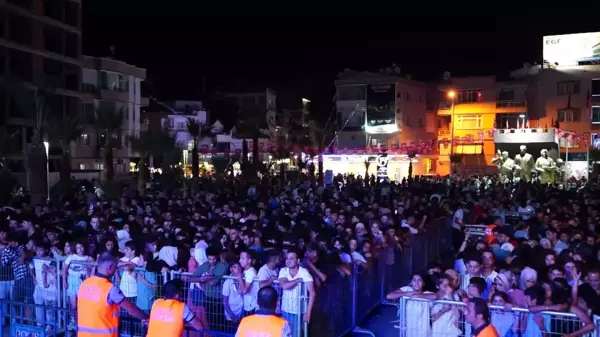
[366, 83, 396, 128]
[543, 32, 600, 66]
[376, 154, 389, 181]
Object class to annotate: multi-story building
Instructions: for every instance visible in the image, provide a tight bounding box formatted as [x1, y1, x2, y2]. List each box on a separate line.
[218, 87, 309, 144]
[76, 55, 148, 174]
[333, 70, 438, 178]
[437, 76, 528, 175]
[0, 0, 82, 184]
[159, 100, 208, 149]
[438, 32, 600, 179]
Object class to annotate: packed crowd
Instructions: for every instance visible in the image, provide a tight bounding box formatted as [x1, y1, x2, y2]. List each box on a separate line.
[387, 179, 600, 337]
[0, 173, 599, 337]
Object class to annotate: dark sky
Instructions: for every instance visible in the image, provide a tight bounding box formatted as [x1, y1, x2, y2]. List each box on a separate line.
[82, 8, 600, 118]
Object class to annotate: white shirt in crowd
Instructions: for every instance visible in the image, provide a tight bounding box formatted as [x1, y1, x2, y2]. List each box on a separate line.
[257, 264, 278, 284]
[31, 259, 50, 286]
[242, 267, 259, 311]
[517, 205, 535, 220]
[351, 251, 367, 264]
[43, 271, 58, 302]
[222, 278, 243, 321]
[64, 254, 90, 279]
[278, 266, 313, 315]
[452, 208, 464, 230]
[119, 256, 140, 298]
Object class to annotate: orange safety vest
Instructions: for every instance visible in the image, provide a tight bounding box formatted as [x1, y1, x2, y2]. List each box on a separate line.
[77, 276, 120, 337]
[484, 224, 497, 244]
[146, 298, 185, 337]
[475, 324, 500, 337]
[236, 314, 288, 337]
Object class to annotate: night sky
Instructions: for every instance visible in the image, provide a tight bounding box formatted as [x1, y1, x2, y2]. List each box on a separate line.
[82, 8, 600, 120]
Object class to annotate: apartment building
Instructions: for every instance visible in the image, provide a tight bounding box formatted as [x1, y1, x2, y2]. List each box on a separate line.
[1, 0, 82, 173]
[436, 32, 600, 178]
[76, 55, 148, 174]
[334, 70, 438, 177]
[437, 76, 528, 175]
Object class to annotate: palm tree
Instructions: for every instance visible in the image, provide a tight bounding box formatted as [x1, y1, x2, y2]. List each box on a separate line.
[270, 141, 291, 188]
[155, 128, 180, 189]
[93, 105, 124, 182]
[407, 149, 417, 180]
[128, 130, 158, 196]
[186, 119, 213, 195]
[0, 76, 55, 204]
[47, 114, 83, 197]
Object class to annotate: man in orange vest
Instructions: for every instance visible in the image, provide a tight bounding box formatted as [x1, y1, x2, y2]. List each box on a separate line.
[77, 252, 148, 337]
[146, 279, 204, 336]
[465, 298, 499, 337]
[236, 286, 292, 337]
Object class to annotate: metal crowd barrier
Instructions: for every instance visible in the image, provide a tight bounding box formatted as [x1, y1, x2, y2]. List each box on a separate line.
[0, 217, 447, 337]
[170, 271, 307, 337]
[397, 297, 600, 337]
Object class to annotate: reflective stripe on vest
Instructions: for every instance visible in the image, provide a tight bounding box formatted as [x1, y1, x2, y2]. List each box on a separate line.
[236, 314, 287, 337]
[146, 298, 185, 337]
[77, 276, 119, 337]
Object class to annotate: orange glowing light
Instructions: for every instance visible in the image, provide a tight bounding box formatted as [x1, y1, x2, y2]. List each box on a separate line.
[447, 90, 456, 99]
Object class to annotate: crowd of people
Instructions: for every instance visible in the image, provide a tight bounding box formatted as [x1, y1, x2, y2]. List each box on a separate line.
[386, 178, 600, 337]
[0, 173, 599, 337]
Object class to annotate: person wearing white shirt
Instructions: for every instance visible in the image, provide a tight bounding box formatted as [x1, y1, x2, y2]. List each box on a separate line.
[257, 250, 280, 289]
[118, 243, 141, 300]
[237, 250, 259, 316]
[222, 263, 244, 328]
[278, 250, 316, 337]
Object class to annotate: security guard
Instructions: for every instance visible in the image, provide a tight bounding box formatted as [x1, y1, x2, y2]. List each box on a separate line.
[236, 286, 292, 337]
[465, 298, 499, 337]
[146, 280, 204, 337]
[77, 252, 148, 337]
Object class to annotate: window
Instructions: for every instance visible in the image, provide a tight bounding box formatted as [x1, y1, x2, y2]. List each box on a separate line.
[43, 58, 62, 76]
[9, 49, 32, 82]
[337, 85, 366, 101]
[64, 63, 79, 91]
[44, 0, 64, 21]
[44, 25, 63, 54]
[64, 1, 79, 27]
[456, 89, 483, 103]
[558, 108, 581, 122]
[405, 92, 411, 101]
[592, 79, 600, 96]
[557, 81, 581, 95]
[79, 163, 87, 170]
[82, 103, 94, 122]
[455, 114, 482, 129]
[592, 107, 600, 124]
[100, 71, 127, 91]
[65, 32, 79, 58]
[8, 13, 32, 45]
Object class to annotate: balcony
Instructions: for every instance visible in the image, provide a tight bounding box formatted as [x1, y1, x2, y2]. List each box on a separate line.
[493, 128, 556, 144]
[496, 100, 527, 113]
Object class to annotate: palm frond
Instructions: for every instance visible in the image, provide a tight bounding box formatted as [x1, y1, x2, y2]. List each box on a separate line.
[47, 114, 84, 149]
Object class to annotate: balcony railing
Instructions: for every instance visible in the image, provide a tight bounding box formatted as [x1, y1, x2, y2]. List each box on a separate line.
[496, 100, 526, 108]
[438, 102, 452, 110]
[494, 127, 556, 143]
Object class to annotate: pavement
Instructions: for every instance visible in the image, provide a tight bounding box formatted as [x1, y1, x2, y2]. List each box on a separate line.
[352, 304, 399, 337]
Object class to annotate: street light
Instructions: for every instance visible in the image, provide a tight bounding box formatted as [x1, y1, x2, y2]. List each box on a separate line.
[447, 91, 456, 155]
[43, 141, 49, 200]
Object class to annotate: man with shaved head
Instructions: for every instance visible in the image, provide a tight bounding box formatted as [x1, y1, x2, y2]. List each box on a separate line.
[76, 252, 148, 337]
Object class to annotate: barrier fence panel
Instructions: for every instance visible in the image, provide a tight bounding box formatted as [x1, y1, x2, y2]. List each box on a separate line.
[170, 271, 306, 337]
[307, 269, 354, 337]
[398, 297, 600, 337]
[0, 300, 76, 337]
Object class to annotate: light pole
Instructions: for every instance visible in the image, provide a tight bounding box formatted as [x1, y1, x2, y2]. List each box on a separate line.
[43, 141, 49, 200]
[447, 90, 456, 155]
